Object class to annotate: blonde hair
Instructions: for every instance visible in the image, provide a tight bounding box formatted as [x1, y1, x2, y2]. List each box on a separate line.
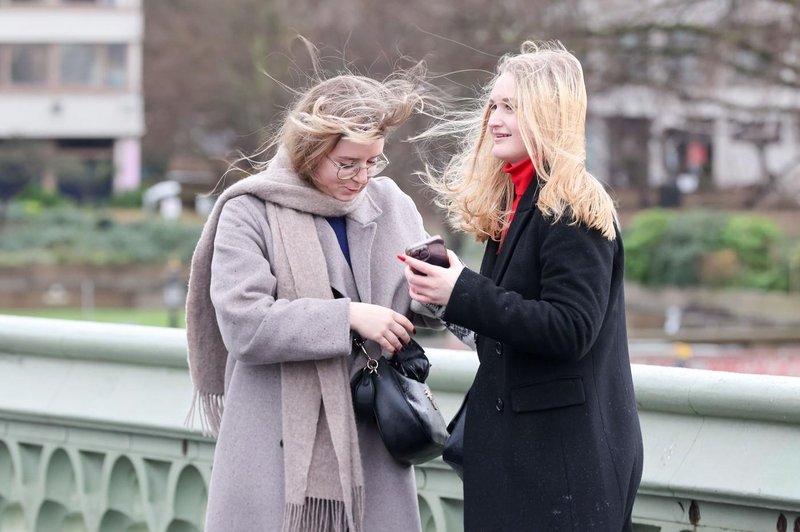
[229, 39, 439, 185]
[420, 41, 618, 241]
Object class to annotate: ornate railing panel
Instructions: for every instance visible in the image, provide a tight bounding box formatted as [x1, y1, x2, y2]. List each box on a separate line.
[1, 316, 799, 531]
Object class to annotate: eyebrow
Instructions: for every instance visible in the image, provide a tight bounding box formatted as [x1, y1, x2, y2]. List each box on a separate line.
[333, 154, 382, 162]
[488, 97, 515, 105]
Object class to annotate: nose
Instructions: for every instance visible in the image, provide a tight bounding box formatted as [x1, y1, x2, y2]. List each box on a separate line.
[487, 109, 501, 128]
[352, 166, 370, 185]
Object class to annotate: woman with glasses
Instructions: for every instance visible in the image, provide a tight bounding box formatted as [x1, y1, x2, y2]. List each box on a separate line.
[402, 41, 643, 531]
[185, 68, 438, 532]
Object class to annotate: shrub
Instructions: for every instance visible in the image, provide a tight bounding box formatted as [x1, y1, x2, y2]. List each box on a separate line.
[649, 210, 728, 287]
[0, 140, 46, 201]
[699, 249, 740, 287]
[720, 214, 781, 271]
[16, 185, 70, 209]
[789, 242, 800, 292]
[0, 201, 202, 266]
[720, 214, 786, 291]
[624, 209, 795, 291]
[56, 157, 113, 203]
[107, 187, 145, 208]
[622, 209, 673, 284]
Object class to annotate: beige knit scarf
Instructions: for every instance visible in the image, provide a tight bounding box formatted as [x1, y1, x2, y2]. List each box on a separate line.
[185, 148, 365, 532]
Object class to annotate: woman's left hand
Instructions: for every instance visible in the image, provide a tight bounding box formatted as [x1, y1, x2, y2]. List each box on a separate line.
[400, 249, 464, 306]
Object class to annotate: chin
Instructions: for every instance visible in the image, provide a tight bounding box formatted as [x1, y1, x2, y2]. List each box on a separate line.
[336, 190, 359, 201]
[492, 148, 509, 162]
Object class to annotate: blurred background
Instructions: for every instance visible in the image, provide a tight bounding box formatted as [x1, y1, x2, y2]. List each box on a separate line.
[1, 0, 799, 373]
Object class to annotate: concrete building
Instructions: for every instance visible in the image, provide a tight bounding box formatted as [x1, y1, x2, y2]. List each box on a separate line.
[0, 0, 144, 198]
[583, 0, 800, 206]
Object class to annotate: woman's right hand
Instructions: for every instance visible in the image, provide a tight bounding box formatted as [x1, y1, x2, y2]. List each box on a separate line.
[401, 249, 464, 306]
[349, 302, 414, 353]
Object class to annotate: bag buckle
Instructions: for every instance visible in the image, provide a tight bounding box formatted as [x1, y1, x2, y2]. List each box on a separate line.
[365, 357, 379, 375]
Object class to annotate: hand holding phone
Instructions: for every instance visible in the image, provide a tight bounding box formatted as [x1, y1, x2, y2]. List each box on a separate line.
[405, 235, 450, 275]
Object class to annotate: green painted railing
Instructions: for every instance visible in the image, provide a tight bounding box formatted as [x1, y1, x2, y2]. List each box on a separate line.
[0, 315, 799, 532]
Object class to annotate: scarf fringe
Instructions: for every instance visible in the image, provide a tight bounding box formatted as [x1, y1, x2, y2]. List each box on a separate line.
[282, 487, 363, 532]
[184, 389, 225, 438]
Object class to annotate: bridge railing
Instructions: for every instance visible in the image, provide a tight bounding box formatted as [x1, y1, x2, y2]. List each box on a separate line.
[0, 315, 799, 532]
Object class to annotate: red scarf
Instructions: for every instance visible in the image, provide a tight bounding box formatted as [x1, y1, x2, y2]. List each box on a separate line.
[500, 157, 536, 244]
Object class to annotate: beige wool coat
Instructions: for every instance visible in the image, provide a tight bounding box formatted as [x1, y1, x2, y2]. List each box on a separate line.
[203, 176, 434, 531]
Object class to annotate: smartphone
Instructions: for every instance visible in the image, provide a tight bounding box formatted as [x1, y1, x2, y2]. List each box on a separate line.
[405, 235, 450, 274]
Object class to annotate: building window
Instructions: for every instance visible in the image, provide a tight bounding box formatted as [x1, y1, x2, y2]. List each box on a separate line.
[665, 31, 714, 86]
[1, 44, 126, 90]
[0, 0, 118, 5]
[60, 44, 100, 85]
[617, 31, 650, 83]
[0, 0, 120, 6]
[105, 44, 127, 88]
[663, 121, 715, 192]
[606, 117, 652, 205]
[731, 48, 772, 81]
[10, 44, 48, 85]
[58, 44, 127, 88]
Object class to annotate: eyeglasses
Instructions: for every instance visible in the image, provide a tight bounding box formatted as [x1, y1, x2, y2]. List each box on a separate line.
[326, 154, 389, 180]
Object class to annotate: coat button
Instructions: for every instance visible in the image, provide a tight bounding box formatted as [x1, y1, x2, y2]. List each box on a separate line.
[495, 398, 504, 412]
[495, 342, 502, 356]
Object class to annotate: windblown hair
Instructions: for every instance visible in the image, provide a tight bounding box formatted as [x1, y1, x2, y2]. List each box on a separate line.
[228, 37, 440, 187]
[420, 41, 618, 241]
[274, 72, 428, 183]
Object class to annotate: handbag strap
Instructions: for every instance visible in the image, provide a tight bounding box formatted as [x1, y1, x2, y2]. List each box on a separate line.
[332, 285, 375, 368]
[353, 335, 378, 374]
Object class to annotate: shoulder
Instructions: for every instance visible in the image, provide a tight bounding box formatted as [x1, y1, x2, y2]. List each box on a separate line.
[536, 211, 618, 253]
[222, 193, 264, 212]
[365, 176, 418, 213]
[366, 175, 406, 198]
[217, 194, 268, 230]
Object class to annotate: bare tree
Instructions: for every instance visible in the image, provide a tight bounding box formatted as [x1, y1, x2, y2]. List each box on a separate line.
[140, 0, 568, 224]
[142, 0, 799, 209]
[576, 0, 800, 206]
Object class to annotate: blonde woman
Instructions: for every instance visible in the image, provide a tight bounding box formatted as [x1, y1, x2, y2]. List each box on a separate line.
[401, 42, 643, 531]
[185, 70, 439, 531]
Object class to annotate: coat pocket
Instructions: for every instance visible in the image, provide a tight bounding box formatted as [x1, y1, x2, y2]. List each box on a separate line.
[510, 377, 586, 413]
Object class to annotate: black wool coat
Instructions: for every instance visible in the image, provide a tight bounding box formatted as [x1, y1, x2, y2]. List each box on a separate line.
[444, 182, 644, 532]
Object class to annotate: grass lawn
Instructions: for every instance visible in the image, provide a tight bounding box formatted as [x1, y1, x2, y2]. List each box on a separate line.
[0, 308, 185, 328]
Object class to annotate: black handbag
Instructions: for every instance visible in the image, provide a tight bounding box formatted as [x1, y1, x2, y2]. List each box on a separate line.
[442, 392, 468, 479]
[351, 337, 448, 465]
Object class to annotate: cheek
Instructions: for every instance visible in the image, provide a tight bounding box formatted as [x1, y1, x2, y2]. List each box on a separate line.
[313, 164, 333, 184]
[312, 166, 338, 191]
[317, 177, 339, 195]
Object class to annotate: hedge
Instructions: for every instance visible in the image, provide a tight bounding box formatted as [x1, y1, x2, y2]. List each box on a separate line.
[0, 201, 202, 267]
[623, 209, 795, 292]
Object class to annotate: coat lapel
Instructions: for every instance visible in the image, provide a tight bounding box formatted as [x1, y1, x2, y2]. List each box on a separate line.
[492, 181, 538, 284]
[480, 239, 500, 277]
[345, 192, 381, 304]
[315, 218, 360, 302]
